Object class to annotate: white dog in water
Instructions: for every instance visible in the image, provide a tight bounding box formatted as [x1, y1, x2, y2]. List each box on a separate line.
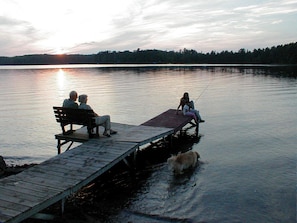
[167, 150, 200, 174]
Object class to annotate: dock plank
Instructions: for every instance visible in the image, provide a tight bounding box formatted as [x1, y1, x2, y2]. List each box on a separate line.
[0, 189, 43, 207]
[0, 174, 63, 192]
[0, 214, 10, 223]
[0, 178, 61, 195]
[0, 185, 51, 199]
[0, 200, 30, 215]
[0, 209, 18, 220]
[0, 200, 29, 215]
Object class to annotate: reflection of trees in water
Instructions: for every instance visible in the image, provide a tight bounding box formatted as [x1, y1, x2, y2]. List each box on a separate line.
[194, 66, 297, 78]
[97, 65, 297, 78]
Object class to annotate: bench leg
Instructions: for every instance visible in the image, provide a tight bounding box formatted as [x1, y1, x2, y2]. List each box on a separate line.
[57, 139, 61, 154]
[87, 127, 92, 137]
[87, 126, 99, 138]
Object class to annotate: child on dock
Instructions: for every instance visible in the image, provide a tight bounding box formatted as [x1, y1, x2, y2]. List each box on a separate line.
[177, 92, 205, 123]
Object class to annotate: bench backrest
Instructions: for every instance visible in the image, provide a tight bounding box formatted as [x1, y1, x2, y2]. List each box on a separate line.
[53, 106, 96, 126]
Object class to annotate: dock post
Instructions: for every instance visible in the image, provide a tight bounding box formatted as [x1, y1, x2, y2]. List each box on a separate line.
[57, 139, 61, 154]
[169, 134, 173, 148]
[61, 198, 65, 215]
[196, 123, 199, 136]
[123, 158, 131, 168]
[134, 149, 138, 164]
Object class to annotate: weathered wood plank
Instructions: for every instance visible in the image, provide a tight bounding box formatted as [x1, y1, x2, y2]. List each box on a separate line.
[0, 212, 12, 222]
[0, 189, 44, 206]
[0, 209, 17, 220]
[0, 177, 60, 194]
[4, 173, 73, 191]
[0, 174, 59, 191]
[0, 199, 30, 213]
[0, 186, 59, 207]
[33, 162, 107, 177]
[0, 185, 51, 199]
[39, 156, 104, 169]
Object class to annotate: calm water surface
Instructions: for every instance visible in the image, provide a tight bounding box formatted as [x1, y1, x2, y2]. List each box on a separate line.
[0, 65, 296, 222]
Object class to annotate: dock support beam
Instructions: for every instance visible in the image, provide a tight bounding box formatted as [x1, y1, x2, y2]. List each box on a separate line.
[61, 198, 65, 215]
[122, 149, 138, 170]
[123, 158, 131, 169]
[56, 139, 76, 154]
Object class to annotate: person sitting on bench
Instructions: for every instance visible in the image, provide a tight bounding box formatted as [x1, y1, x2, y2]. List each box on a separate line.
[78, 94, 117, 137]
[63, 90, 78, 108]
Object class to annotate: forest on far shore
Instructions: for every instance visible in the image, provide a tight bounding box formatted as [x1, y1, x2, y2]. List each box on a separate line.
[0, 42, 296, 65]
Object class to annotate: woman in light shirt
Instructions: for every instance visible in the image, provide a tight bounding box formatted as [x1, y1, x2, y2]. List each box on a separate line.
[78, 94, 117, 137]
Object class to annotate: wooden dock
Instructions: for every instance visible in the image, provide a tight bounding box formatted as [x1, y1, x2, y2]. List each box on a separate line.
[142, 109, 195, 133]
[0, 109, 197, 223]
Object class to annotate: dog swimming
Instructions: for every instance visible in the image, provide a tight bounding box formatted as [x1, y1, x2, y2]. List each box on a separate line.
[167, 150, 200, 175]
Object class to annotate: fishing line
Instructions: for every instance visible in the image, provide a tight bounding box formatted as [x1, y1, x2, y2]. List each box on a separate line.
[194, 78, 213, 102]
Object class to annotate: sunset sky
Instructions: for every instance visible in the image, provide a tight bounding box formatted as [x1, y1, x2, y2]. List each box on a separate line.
[1, 0, 297, 56]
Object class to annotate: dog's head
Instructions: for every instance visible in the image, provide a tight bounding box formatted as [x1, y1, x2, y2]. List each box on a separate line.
[167, 155, 177, 169]
[167, 155, 176, 163]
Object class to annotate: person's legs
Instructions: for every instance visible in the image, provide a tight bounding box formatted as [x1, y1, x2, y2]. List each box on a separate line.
[192, 109, 205, 122]
[193, 109, 201, 120]
[185, 111, 198, 123]
[95, 115, 117, 136]
[95, 115, 111, 132]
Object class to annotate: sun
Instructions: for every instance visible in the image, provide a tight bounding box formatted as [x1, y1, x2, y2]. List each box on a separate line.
[54, 48, 67, 55]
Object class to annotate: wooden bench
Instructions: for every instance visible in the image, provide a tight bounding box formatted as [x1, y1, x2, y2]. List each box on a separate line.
[53, 106, 99, 138]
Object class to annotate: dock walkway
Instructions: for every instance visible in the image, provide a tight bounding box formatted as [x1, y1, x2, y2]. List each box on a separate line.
[0, 109, 196, 223]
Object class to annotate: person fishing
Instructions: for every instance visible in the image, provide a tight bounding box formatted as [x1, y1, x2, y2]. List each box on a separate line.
[176, 92, 205, 123]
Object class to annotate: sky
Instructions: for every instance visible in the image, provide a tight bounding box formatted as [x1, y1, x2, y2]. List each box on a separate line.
[1, 0, 297, 56]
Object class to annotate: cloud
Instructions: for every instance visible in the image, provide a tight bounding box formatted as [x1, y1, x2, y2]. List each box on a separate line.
[0, 0, 296, 56]
[0, 15, 44, 55]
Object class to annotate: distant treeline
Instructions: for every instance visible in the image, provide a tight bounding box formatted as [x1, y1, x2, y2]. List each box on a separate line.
[0, 42, 296, 65]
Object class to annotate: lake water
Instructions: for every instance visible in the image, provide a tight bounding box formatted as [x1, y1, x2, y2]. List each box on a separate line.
[0, 64, 296, 222]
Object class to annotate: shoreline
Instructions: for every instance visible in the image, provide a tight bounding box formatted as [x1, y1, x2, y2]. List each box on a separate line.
[0, 156, 37, 179]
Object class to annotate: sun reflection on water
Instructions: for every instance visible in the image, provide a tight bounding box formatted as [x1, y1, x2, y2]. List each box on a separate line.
[57, 68, 65, 89]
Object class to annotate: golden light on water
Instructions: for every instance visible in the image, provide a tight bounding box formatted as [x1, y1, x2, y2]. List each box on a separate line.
[57, 68, 65, 90]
